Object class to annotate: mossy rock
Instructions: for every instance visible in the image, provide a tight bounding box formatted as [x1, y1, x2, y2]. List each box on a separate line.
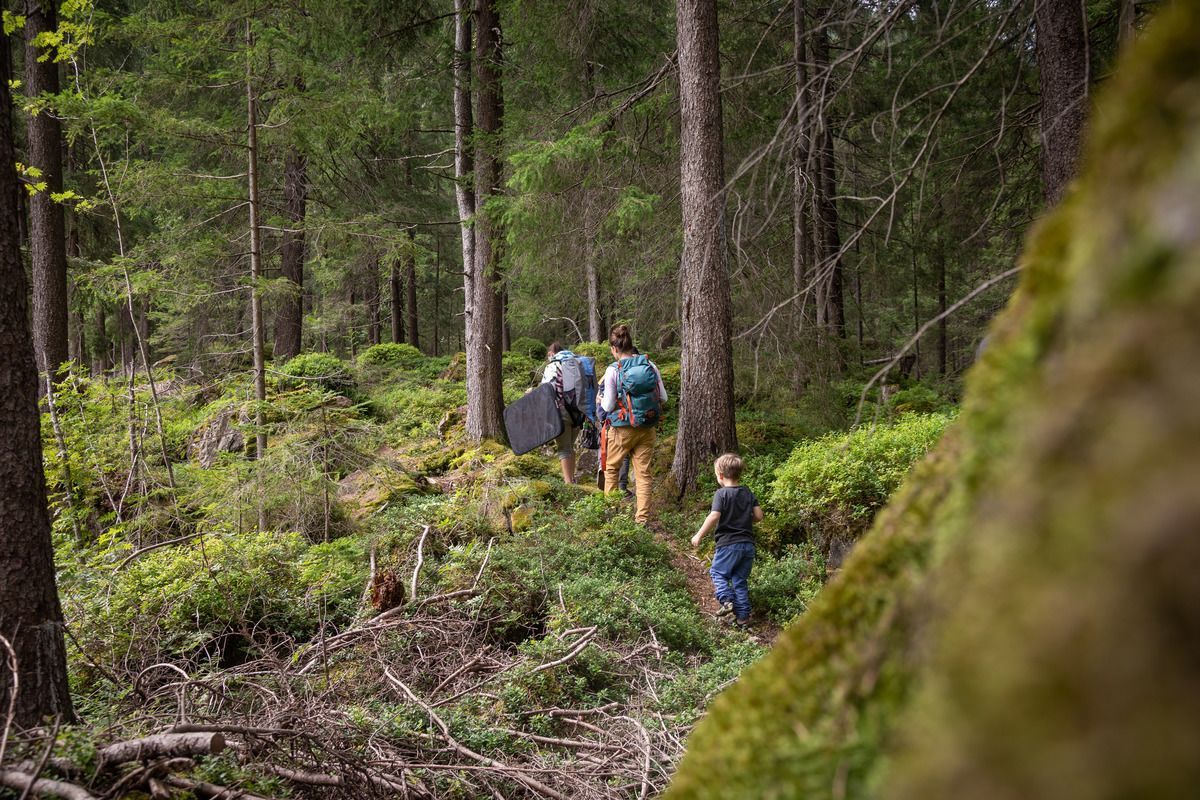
[510, 336, 547, 361]
[669, 6, 1200, 799]
[358, 342, 424, 369]
[509, 504, 535, 533]
[337, 464, 425, 519]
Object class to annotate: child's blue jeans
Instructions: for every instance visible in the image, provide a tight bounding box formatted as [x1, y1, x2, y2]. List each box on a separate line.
[710, 542, 755, 621]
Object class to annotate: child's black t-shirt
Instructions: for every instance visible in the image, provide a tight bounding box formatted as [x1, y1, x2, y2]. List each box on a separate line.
[712, 485, 759, 548]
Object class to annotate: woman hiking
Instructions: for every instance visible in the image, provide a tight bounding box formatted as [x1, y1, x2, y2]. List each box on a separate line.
[599, 325, 668, 525]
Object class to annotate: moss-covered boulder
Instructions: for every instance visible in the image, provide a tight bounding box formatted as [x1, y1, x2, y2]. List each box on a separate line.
[668, 4, 1200, 798]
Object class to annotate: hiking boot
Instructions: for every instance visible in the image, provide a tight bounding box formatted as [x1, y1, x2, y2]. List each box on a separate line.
[734, 617, 752, 630]
[715, 601, 735, 617]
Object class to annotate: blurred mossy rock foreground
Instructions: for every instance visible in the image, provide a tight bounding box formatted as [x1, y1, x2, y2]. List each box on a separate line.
[668, 4, 1200, 799]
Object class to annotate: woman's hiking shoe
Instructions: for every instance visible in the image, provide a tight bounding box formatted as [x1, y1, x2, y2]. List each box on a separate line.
[716, 602, 735, 617]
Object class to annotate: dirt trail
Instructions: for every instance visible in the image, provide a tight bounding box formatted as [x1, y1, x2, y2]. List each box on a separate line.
[651, 519, 782, 645]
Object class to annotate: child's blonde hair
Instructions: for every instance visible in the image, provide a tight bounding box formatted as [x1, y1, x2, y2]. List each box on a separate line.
[715, 453, 744, 481]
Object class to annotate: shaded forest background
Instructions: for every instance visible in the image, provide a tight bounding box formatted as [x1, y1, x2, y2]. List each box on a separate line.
[2, 0, 1184, 798]
[26, 0, 1143, 396]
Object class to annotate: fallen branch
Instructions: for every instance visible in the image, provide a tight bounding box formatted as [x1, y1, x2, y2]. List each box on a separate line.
[261, 764, 342, 786]
[0, 769, 96, 800]
[384, 668, 570, 800]
[99, 732, 225, 767]
[162, 775, 273, 800]
[531, 628, 596, 675]
[619, 715, 654, 800]
[410, 525, 431, 601]
[497, 728, 621, 752]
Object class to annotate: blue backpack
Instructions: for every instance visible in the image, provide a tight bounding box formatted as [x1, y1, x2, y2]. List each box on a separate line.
[577, 356, 598, 424]
[613, 355, 662, 428]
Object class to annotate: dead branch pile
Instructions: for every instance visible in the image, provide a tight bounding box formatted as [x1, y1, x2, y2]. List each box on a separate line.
[3, 593, 696, 799]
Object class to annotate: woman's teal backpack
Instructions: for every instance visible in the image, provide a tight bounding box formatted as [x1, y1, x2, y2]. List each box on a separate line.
[613, 355, 662, 428]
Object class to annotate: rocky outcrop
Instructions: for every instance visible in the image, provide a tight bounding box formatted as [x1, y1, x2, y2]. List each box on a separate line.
[189, 406, 247, 467]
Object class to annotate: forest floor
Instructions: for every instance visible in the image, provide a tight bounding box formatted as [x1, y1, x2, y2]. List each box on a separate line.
[27, 346, 827, 799]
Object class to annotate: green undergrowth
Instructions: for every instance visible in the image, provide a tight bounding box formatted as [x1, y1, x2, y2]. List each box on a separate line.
[45, 325, 958, 793]
[47, 341, 804, 777]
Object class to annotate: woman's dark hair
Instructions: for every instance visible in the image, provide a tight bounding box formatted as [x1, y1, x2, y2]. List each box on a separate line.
[608, 324, 634, 354]
[548, 341, 565, 355]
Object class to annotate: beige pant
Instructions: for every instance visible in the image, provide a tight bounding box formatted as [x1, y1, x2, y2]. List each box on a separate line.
[605, 425, 656, 524]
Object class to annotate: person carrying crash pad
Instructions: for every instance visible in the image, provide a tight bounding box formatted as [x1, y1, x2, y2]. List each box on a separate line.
[596, 347, 636, 497]
[599, 324, 667, 525]
[541, 341, 586, 484]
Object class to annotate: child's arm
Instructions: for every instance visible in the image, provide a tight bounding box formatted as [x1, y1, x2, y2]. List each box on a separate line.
[752, 505, 764, 523]
[691, 511, 721, 549]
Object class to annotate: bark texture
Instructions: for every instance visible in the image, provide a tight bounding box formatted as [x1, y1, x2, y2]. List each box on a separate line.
[792, 0, 814, 332]
[406, 232, 420, 349]
[25, 0, 69, 375]
[671, 0, 737, 493]
[454, 0, 476, 359]
[0, 29, 74, 728]
[584, 200, 601, 342]
[390, 260, 405, 344]
[367, 258, 381, 347]
[812, 18, 844, 342]
[466, 0, 506, 442]
[246, 26, 267, 468]
[1036, 0, 1090, 204]
[273, 144, 307, 361]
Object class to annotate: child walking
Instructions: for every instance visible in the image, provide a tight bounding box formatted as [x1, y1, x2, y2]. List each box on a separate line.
[691, 453, 763, 628]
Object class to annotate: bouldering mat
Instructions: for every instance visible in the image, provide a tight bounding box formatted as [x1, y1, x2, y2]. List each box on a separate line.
[504, 382, 564, 455]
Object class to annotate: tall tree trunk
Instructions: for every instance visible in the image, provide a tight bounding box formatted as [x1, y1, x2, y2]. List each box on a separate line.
[0, 28, 74, 728]
[812, 19, 844, 345]
[406, 231, 419, 349]
[390, 258, 405, 344]
[466, 0, 506, 442]
[671, 0, 737, 493]
[792, 0, 815, 333]
[433, 235, 441, 356]
[584, 200, 601, 341]
[25, 0, 69, 378]
[367, 258, 382, 347]
[92, 306, 109, 374]
[934, 205, 947, 376]
[66, 221, 86, 367]
[246, 23, 267, 475]
[501, 288, 511, 352]
[273, 143, 307, 361]
[1036, 0, 1089, 205]
[454, 0, 476, 370]
[1118, 0, 1137, 53]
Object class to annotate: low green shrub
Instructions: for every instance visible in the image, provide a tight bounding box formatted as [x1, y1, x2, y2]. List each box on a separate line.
[888, 384, 953, 415]
[280, 353, 355, 395]
[769, 412, 952, 561]
[657, 639, 766, 723]
[359, 342, 425, 369]
[572, 341, 612, 368]
[510, 336, 547, 361]
[486, 496, 712, 652]
[81, 529, 364, 669]
[503, 351, 540, 392]
[376, 382, 466, 435]
[748, 544, 825, 624]
[771, 412, 953, 521]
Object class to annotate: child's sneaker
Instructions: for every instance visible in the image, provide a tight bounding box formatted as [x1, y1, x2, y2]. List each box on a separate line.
[715, 601, 734, 617]
[734, 617, 752, 630]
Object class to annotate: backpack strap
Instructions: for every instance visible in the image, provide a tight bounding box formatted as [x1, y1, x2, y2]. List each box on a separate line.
[615, 357, 635, 425]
